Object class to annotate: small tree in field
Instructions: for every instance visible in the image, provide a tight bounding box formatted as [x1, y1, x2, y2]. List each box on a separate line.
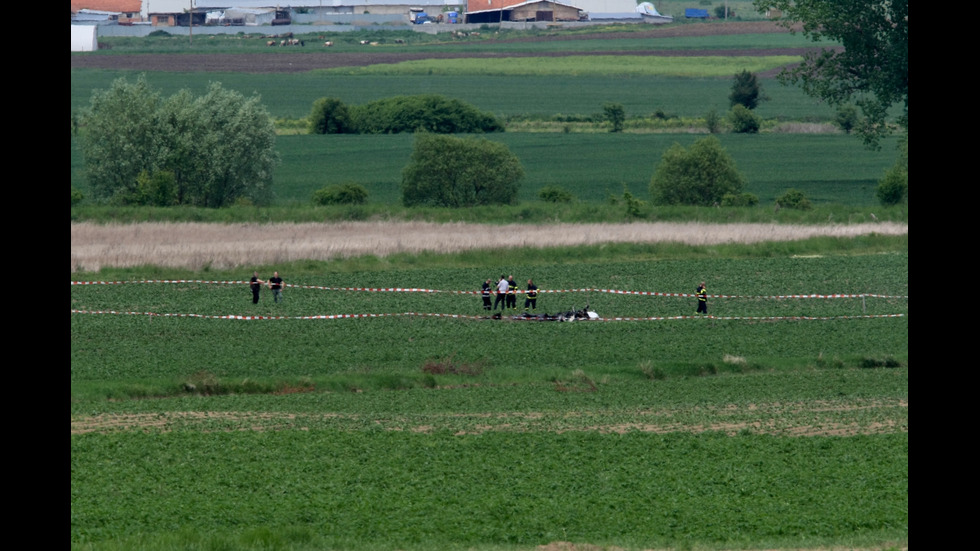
[729, 70, 766, 110]
[309, 97, 353, 134]
[402, 134, 524, 207]
[650, 136, 745, 206]
[603, 102, 625, 133]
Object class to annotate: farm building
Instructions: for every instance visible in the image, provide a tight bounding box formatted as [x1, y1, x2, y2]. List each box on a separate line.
[189, 0, 463, 18]
[71, 0, 143, 23]
[466, 0, 583, 23]
[465, 0, 644, 22]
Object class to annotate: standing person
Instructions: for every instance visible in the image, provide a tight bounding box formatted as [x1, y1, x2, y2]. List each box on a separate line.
[494, 275, 508, 311]
[249, 272, 265, 304]
[696, 281, 707, 315]
[481, 279, 493, 311]
[269, 271, 284, 303]
[524, 279, 538, 311]
[506, 275, 518, 310]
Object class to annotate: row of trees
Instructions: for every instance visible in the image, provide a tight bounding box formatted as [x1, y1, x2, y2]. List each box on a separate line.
[309, 94, 504, 135]
[80, 77, 279, 207]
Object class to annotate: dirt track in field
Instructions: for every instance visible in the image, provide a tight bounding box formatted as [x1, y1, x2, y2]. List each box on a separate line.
[70, 398, 908, 436]
[70, 21, 821, 74]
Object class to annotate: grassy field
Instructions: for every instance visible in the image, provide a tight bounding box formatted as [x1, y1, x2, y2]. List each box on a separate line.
[71, 240, 908, 550]
[71, 21, 907, 550]
[72, 132, 900, 207]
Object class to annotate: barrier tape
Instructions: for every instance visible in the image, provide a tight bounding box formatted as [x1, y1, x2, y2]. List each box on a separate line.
[70, 309, 905, 322]
[70, 280, 909, 301]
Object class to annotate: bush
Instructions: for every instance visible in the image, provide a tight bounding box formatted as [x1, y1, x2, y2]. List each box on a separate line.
[835, 104, 859, 135]
[650, 136, 745, 206]
[729, 70, 766, 110]
[775, 188, 813, 210]
[71, 187, 84, 207]
[352, 94, 503, 134]
[309, 97, 353, 134]
[603, 102, 625, 133]
[312, 183, 369, 205]
[876, 133, 908, 206]
[876, 166, 907, 206]
[720, 192, 759, 207]
[402, 134, 523, 207]
[80, 77, 278, 207]
[729, 105, 760, 134]
[538, 186, 574, 203]
[705, 109, 722, 134]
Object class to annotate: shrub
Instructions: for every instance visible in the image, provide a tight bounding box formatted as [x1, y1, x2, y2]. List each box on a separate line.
[705, 109, 722, 134]
[876, 166, 907, 206]
[729, 104, 760, 134]
[622, 188, 645, 218]
[720, 192, 759, 207]
[603, 102, 625, 133]
[71, 187, 84, 207]
[729, 70, 766, 110]
[312, 183, 369, 205]
[402, 133, 523, 207]
[352, 94, 503, 134]
[538, 186, 574, 203]
[650, 136, 745, 206]
[309, 97, 353, 134]
[835, 104, 859, 135]
[877, 134, 908, 206]
[775, 188, 813, 210]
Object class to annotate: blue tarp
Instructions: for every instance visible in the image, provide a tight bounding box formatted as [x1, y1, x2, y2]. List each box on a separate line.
[685, 8, 709, 18]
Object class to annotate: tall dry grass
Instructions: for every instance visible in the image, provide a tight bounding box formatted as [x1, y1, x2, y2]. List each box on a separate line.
[71, 221, 908, 272]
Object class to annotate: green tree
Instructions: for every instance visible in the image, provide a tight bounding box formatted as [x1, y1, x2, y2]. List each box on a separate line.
[81, 77, 279, 207]
[650, 136, 746, 206]
[728, 104, 760, 133]
[754, 0, 908, 148]
[729, 70, 766, 110]
[603, 102, 625, 133]
[309, 97, 353, 134]
[402, 134, 524, 207]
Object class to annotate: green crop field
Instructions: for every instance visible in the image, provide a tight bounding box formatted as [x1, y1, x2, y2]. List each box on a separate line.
[71, 241, 908, 550]
[71, 19, 907, 550]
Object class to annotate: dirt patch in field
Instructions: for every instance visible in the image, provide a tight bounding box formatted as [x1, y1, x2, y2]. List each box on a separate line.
[71, 399, 908, 436]
[70, 221, 908, 272]
[70, 22, 819, 74]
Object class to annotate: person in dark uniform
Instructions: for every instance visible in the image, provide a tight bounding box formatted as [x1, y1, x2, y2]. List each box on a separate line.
[506, 275, 518, 310]
[481, 279, 493, 311]
[696, 281, 707, 315]
[250, 272, 265, 304]
[524, 279, 538, 311]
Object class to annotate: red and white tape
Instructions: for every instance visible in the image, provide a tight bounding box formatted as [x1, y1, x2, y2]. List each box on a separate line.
[70, 309, 905, 322]
[70, 279, 909, 300]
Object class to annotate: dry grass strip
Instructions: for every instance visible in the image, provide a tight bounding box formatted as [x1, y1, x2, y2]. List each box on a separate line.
[71, 221, 908, 272]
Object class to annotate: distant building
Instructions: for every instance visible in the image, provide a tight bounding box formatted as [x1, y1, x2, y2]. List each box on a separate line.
[71, 0, 143, 23]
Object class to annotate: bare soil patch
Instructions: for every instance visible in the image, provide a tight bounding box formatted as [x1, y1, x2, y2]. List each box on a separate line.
[70, 398, 908, 436]
[70, 22, 817, 74]
[71, 221, 908, 272]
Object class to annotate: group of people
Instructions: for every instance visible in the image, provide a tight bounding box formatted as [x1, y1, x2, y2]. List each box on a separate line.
[249, 271, 284, 304]
[482, 275, 538, 312]
[479, 277, 709, 316]
[247, 271, 707, 315]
